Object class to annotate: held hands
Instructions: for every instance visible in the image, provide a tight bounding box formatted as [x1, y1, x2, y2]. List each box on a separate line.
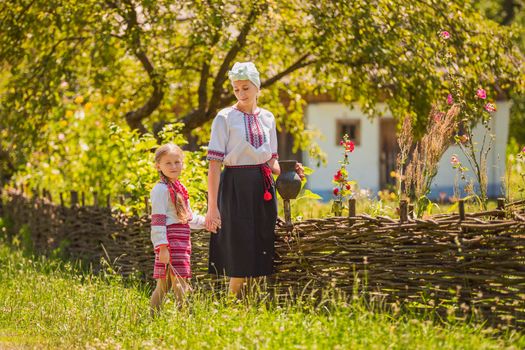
[205, 207, 222, 234]
[159, 246, 170, 264]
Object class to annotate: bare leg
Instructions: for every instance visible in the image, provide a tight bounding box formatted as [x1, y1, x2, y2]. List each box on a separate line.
[171, 273, 192, 306]
[229, 277, 247, 298]
[150, 277, 169, 316]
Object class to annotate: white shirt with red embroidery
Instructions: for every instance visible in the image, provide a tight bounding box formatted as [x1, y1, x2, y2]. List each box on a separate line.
[206, 106, 279, 165]
[150, 182, 205, 249]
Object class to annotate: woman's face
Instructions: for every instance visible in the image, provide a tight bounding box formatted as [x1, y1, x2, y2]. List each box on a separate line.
[232, 80, 258, 106]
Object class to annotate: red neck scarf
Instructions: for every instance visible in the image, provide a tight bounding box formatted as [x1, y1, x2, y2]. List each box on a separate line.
[160, 174, 189, 206]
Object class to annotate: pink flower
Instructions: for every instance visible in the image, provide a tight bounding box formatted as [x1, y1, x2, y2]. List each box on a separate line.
[440, 31, 450, 39]
[450, 154, 460, 166]
[333, 188, 339, 196]
[522, 146, 525, 153]
[476, 88, 487, 99]
[484, 102, 497, 112]
[447, 94, 454, 105]
[339, 140, 344, 145]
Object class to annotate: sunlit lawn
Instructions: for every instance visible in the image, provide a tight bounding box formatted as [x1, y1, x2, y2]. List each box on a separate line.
[0, 242, 523, 350]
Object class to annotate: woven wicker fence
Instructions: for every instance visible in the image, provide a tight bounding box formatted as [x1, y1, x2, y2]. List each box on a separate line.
[1, 188, 524, 328]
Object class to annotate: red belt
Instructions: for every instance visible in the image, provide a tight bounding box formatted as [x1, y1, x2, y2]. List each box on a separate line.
[225, 164, 274, 201]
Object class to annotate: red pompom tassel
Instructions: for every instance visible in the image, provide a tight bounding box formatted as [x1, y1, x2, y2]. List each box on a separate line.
[263, 191, 272, 201]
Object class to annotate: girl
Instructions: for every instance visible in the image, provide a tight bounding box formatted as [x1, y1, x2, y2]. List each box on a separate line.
[205, 61, 304, 297]
[150, 143, 208, 314]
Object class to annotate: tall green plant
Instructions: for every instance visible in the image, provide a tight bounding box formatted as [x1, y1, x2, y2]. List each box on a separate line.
[439, 31, 500, 209]
[12, 96, 208, 214]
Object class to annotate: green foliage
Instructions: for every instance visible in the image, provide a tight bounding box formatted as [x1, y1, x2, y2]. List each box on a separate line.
[1, 0, 523, 185]
[12, 96, 208, 213]
[505, 139, 525, 199]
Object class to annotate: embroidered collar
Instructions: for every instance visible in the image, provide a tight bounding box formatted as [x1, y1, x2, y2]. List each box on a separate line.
[232, 105, 260, 116]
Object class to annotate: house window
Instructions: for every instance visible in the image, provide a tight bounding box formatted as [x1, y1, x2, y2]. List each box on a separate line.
[336, 119, 361, 146]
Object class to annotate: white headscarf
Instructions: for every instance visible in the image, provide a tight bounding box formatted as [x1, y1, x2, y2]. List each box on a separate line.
[228, 62, 261, 89]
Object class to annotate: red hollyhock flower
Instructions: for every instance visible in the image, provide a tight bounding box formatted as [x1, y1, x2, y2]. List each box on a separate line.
[333, 188, 339, 196]
[345, 141, 355, 152]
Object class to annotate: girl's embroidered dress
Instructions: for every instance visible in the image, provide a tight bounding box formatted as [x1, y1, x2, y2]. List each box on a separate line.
[150, 180, 205, 279]
[207, 106, 279, 277]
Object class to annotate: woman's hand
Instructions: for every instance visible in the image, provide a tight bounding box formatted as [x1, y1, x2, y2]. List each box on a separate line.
[295, 162, 305, 180]
[205, 206, 221, 234]
[159, 246, 170, 264]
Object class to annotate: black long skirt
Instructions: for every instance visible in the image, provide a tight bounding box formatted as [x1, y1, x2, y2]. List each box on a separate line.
[208, 165, 277, 277]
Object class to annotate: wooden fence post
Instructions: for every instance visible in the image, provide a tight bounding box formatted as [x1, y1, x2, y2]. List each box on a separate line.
[144, 196, 150, 214]
[81, 192, 85, 207]
[348, 198, 356, 226]
[59, 193, 64, 207]
[458, 199, 465, 221]
[400, 200, 408, 223]
[70, 191, 78, 207]
[497, 198, 505, 210]
[32, 187, 39, 200]
[93, 192, 98, 207]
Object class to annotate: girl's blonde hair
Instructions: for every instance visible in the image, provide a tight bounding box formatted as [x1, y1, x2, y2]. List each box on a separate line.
[155, 143, 190, 224]
[154, 143, 183, 164]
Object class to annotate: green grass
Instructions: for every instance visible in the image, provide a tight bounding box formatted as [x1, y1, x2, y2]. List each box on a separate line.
[0, 244, 524, 349]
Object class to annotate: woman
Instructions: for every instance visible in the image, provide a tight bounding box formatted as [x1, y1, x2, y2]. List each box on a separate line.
[205, 61, 303, 297]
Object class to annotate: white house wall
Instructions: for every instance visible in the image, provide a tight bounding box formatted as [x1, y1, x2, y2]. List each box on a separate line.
[303, 101, 511, 201]
[303, 102, 387, 200]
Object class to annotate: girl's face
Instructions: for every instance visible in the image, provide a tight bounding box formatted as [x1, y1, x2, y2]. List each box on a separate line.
[232, 80, 258, 107]
[156, 152, 184, 181]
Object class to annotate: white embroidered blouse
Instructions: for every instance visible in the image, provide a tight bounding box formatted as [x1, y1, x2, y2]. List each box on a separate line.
[150, 182, 205, 249]
[206, 106, 279, 165]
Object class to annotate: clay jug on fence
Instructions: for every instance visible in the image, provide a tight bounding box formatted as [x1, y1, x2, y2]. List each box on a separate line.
[275, 160, 302, 227]
[275, 160, 301, 200]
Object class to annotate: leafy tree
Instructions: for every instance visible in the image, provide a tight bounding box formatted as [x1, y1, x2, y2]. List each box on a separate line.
[1, 0, 523, 186]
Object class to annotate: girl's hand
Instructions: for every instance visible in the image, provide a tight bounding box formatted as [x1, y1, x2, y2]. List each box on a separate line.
[205, 207, 221, 234]
[295, 162, 305, 180]
[159, 246, 170, 264]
